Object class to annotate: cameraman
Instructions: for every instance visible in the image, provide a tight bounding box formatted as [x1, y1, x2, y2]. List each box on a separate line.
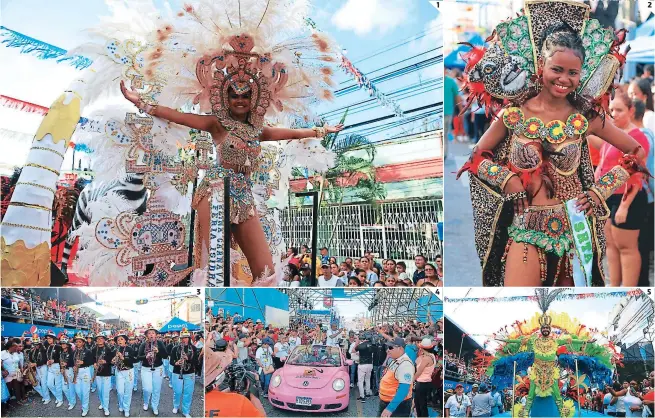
[205, 334, 265, 417]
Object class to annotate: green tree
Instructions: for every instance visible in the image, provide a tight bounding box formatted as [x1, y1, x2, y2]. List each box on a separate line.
[292, 110, 387, 248]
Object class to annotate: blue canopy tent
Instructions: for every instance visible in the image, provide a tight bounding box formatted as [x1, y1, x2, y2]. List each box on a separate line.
[444, 33, 485, 70]
[159, 317, 200, 333]
[624, 16, 654, 79]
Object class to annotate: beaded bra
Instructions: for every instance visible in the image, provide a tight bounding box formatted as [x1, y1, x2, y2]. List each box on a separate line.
[503, 107, 589, 144]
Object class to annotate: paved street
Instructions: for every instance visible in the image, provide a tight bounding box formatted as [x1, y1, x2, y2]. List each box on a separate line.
[3, 375, 204, 418]
[263, 385, 441, 417]
[444, 139, 482, 287]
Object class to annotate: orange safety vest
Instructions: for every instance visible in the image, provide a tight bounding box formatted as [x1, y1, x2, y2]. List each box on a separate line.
[379, 357, 414, 403]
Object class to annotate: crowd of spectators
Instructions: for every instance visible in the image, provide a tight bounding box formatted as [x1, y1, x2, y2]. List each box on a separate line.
[279, 247, 444, 287]
[1, 288, 97, 328]
[206, 309, 445, 416]
[443, 351, 487, 383]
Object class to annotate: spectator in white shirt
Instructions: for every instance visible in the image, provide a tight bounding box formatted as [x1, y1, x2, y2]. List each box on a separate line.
[326, 323, 343, 347]
[318, 264, 340, 287]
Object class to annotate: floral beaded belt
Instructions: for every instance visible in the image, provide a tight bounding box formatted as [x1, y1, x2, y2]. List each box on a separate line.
[508, 203, 574, 258]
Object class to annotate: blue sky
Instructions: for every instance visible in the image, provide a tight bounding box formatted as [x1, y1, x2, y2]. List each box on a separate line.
[1, 0, 442, 146]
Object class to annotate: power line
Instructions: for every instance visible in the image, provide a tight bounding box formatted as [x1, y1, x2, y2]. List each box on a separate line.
[342, 103, 441, 130]
[351, 24, 443, 65]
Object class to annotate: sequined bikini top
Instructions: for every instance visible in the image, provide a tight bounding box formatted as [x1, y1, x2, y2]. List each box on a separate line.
[216, 111, 262, 176]
[503, 107, 589, 175]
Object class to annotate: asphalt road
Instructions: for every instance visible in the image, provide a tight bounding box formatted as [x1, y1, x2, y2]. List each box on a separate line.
[443, 139, 482, 286]
[3, 374, 204, 418]
[262, 385, 442, 417]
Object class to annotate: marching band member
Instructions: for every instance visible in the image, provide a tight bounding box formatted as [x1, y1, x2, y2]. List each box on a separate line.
[92, 333, 116, 416]
[73, 332, 94, 417]
[167, 333, 178, 388]
[170, 328, 197, 418]
[86, 333, 97, 394]
[162, 333, 172, 384]
[59, 336, 77, 411]
[138, 325, 168, 416]
[129, 333, 140, 392]
[44, 331, 64, 408]
[113, 331, 137, 417]
[28, 335, 48, 401]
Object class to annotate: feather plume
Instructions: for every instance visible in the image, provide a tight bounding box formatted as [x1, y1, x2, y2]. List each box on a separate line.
[534, 288, 567, 314]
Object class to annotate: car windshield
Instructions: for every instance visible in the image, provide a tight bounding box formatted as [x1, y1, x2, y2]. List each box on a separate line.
[286, 345, 341, 367]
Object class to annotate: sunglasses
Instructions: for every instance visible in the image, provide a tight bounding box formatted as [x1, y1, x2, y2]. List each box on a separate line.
[386, 345, 398, 351]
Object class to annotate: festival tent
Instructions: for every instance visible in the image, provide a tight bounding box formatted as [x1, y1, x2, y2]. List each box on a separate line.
[159, 317, 200, 333]
[444, 33, 485, 70]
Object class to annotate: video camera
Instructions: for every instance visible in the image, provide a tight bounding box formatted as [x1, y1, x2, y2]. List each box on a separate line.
[218, 363, 260, 399]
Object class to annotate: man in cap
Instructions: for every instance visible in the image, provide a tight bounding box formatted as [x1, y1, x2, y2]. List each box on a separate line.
[379, 338, 415, 417]
[92, 333, 116, 416]
[44, 330, 65, 407]
[205, 333, 264, 417]
[72, 332, 94, 417]
[299, 263, 313, 287]
[59, 336, 77, 411]
[255, 337, 275, 397]
[318, 263, 339, 287]
[444, 383, 471, 417]
[138, 324, 168, 416]
[471, 382, 495, 417]
[171, 328, 197, 418]
[467, 383, 479, 400]
[114, 331, 137, 417]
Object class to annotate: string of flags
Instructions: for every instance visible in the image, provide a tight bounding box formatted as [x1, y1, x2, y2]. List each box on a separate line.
[444, 289, 645, 304]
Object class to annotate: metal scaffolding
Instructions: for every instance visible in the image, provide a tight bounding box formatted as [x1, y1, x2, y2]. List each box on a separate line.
[369, 288, 441, 324]
[281, 288, 442, 325]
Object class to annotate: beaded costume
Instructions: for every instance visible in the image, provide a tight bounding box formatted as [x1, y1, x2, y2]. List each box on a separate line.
[488, 289, 615, 418]
[457, 0, 642, 286]
[23, 0, 341, 286]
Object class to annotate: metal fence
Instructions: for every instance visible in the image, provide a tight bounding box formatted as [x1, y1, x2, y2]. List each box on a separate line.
[281, 199, 444, 264]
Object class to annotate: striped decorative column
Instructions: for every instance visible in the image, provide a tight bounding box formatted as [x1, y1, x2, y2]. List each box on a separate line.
[1, 91, 81, 286]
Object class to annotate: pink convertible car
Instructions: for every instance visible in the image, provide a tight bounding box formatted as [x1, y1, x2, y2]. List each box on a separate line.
[268, 344, 352, 412]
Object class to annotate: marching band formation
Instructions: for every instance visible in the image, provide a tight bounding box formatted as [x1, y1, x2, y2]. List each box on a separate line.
[12, 326, 200, 417]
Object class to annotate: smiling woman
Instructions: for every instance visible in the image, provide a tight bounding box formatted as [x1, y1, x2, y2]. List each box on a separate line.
[453, 0, 651, 288]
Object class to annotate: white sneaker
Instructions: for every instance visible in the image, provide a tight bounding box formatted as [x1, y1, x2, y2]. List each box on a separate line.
[56, 400, 64, 407]
[125, 413, 130, 418]
[82, 411, 88, 417]
[68, 404, 75, 410]
[105, 409, 110, 416]
[153, 410, 159, 416]
[43, 399, 51, 405]
[99, 404, 104, 410]
[184, 414, 191, 418]
[143, 404, 148, 411]
[119, 407, 124, 412]
[91, 388, 96, 393]
[168, 384, 173, 388]
[173, 408, 178, 414]
[133, 387, 137, 392]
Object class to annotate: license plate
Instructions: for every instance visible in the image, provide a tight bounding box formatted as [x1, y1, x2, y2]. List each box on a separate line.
[296, 396, 312, 406]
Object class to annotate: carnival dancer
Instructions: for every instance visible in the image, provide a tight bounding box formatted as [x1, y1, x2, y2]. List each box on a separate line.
[456, 0, 651, 286]
[112, 0, 342, 286]
[92, 333, 116, 416]
[59, 336, 77, 411]
[21, 336, 38, 398]
[113, 331, 137, 417]
[28, 335, 48, 401]
[171, 328, 197, 418]
[490, 289, 611, 417]
[138, 325, 168, 416]
[44, 331, 64, 407]
[73, 332, 94, 417]
[129, 333, 140, 392]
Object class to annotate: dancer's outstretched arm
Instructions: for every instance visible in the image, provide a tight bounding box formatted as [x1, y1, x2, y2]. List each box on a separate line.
[261, 124, 343, 141]
[120, 81, 219, 134]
